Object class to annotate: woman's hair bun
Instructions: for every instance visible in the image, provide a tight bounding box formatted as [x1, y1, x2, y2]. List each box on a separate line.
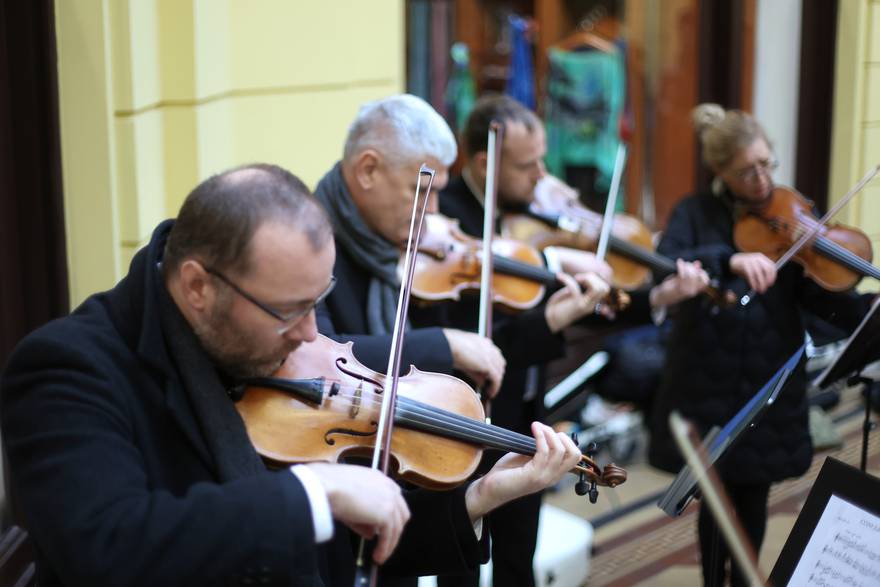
[692, 103, 725, 134]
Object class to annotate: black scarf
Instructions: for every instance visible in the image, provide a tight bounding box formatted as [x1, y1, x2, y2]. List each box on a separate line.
[313, 162, 401, 335]
[156, 273, 266, 482]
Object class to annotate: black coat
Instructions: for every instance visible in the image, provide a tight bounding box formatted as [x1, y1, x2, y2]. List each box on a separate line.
[648, 191, 870, 484]
[1, 221, 483, 587]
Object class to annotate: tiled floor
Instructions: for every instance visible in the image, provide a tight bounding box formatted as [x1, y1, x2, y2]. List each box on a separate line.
[543, 385, 880, 586]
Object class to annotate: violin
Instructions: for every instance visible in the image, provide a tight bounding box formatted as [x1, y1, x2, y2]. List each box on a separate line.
[234, 333, 627, 498]
[502, 177, 656, 290]
[409, 213, 630, 312]
[734, 185, 880, 290]
[502, 177, 737, 307]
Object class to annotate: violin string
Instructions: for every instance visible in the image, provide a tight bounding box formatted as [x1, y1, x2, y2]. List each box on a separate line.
[608, 235, 676, 275]
[395, 399, 537, 453]
[491, 254, 558, 286]
[768, 217, 880, 278]
[304, 381, 541, 454]
[395, 410, 535, 454]
[547, 204, 676, 275]
[263, 378, 600, 477]
[392, 402, 599, 476]
[812, 237, 880, 279]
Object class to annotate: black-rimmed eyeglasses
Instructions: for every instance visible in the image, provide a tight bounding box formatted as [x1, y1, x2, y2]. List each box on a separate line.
[204, 266, 336, 335]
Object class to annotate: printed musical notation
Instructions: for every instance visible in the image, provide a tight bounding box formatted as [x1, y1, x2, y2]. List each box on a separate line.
[789, 495, 880, 587]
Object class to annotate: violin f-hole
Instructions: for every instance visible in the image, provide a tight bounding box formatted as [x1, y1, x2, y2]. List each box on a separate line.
[323, 423, 377, 446]
[336, 357, 384, 390]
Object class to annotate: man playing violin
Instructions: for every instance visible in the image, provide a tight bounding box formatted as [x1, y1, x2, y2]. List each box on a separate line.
[438, 94, 711, 587]
[1, 163, 583, 586]
[311, 94, 623, 587]
[312, 94, 615, 394]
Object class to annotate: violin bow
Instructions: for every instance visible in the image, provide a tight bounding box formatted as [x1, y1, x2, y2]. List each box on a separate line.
[593, 144, 629, 312]
[669, 411, 767, 586]
[595, 144, 627, 263]
[740, 162, 880, 306]
[353, 165, 436, 587]
[477, 121, 504, 417]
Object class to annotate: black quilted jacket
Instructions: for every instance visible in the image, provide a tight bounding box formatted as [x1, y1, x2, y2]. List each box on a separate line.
[648, 190, 871, 484]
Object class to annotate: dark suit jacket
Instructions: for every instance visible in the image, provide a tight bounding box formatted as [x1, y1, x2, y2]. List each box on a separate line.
[1, 221, 483, 586]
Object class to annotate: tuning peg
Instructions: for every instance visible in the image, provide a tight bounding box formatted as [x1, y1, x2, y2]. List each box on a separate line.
[589, 481, 599, 504]
[585, 441, 598, 456]
[575, 470, 589, 496]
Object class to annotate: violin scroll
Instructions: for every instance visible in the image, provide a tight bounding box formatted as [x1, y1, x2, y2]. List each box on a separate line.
[702, 282, 739, 309]
[600, 288, 631, 313]
[597, 462, 628, 487]
[572, 440, 626, 503]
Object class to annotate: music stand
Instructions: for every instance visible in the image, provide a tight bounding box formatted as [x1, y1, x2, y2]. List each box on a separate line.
[543, 351, 609, 424]
[815, 296, 880, 471]
[768, 457, 880, 586]
[658, 344, 805, 517]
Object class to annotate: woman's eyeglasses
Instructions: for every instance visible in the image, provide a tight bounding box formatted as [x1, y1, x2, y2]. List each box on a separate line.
[730, 158, 779, 183]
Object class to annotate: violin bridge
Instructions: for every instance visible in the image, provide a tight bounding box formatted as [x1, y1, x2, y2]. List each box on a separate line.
[349, 381, 363, 419]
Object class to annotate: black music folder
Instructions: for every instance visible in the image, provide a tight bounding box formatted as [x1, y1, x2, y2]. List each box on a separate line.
[815, 296, 880, 390]
[657, 345, 805, 517]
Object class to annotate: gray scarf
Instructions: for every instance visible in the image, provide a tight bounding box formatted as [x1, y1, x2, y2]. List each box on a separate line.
[313, 161, 401, 334]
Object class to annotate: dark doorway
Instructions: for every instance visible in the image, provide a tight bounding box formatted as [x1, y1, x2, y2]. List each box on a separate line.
[0, 0, 68, 369]
[795, 0, 838, 213]
[0, 0, 69, 528]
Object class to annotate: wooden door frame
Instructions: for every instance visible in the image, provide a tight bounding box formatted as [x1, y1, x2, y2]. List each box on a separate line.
[795, 0, 838, 213]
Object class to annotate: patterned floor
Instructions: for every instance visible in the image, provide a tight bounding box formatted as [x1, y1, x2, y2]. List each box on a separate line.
[545, 386, 880, 586]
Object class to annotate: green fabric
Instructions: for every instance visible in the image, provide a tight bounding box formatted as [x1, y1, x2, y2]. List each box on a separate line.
[544, 47, 626, 198]
[445, 42, 476, 132]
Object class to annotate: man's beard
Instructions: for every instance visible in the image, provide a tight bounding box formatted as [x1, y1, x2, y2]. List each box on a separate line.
[194, 296, 298, 379]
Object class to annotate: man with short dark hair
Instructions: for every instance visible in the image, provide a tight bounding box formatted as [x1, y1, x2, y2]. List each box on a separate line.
[439, 94, 710, 587]
[1, 163, 581, 586]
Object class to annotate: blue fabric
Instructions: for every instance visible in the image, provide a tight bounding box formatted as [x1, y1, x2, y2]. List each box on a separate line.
[504, 15, 535, 110]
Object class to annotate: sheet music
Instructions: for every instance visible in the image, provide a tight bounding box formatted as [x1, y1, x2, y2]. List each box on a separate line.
[788, 495, 880, 586]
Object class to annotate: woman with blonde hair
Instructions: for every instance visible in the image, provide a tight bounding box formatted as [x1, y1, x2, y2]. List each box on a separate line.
[648, 103, 871, 586]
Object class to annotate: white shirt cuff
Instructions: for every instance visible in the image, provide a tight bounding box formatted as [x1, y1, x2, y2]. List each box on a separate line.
[650, 304, 668, 325]
[543, 246, 562, 273]
[290, 465, 334, 543]
[473, 517, 484, 540]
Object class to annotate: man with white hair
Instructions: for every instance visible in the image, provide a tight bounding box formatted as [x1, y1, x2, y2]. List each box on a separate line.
[313, 94, 507, 392]
[312, 96, 620, 587]
[313, 94, 612, 396]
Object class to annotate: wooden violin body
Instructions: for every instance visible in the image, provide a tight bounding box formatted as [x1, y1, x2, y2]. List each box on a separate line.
[410, 213, 631, 313]
[502, 176, 655, 290]
[733, 186, 879, 290]
[503, 210, 655, 290]
[235, 334, 627, 492]
[410, 213, 554, 312]
[236, 335, 484, 489]
[500, 177, 737, 307]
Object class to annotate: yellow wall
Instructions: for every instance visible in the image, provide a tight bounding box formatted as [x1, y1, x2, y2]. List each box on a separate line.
[829, 0, 880, 291]
[56, 0, 405, 306]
